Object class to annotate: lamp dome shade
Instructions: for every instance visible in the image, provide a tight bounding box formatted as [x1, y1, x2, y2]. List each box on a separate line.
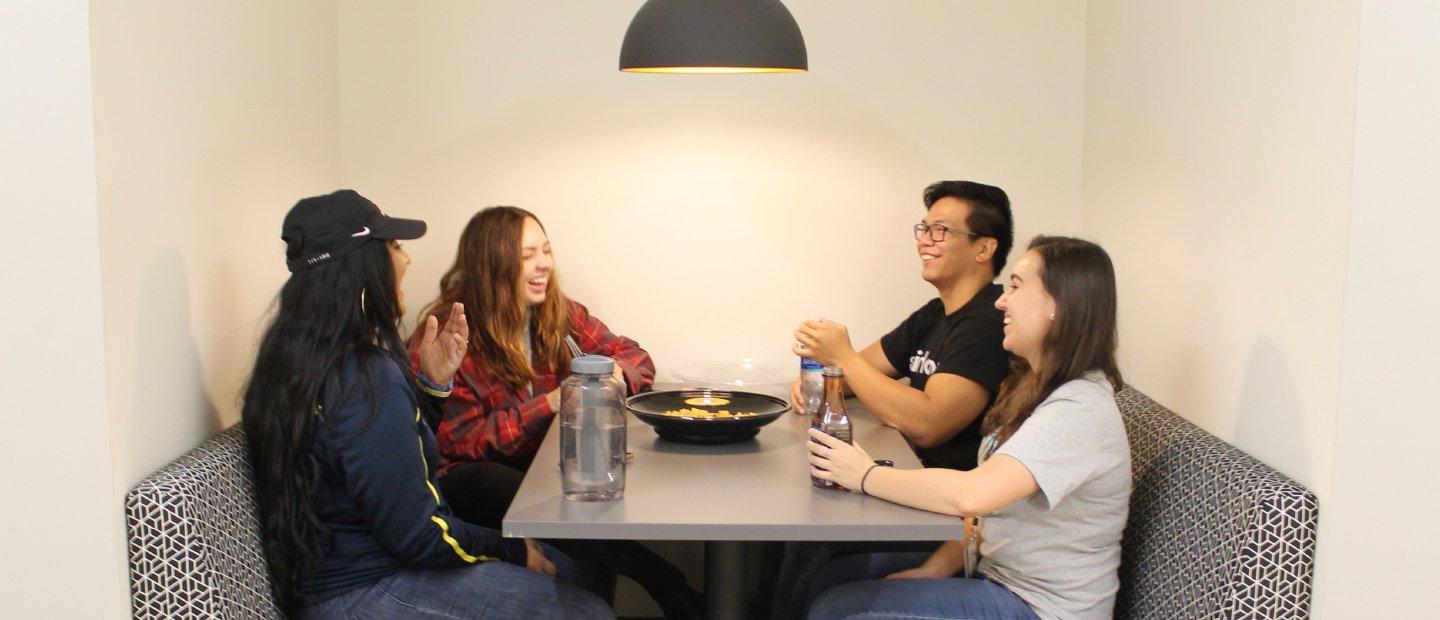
[620, 0, 808, 74]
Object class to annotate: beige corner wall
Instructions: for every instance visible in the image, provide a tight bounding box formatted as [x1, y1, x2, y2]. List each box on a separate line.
[89, 0, 341, 506]
[336, 0, 1087, 376]
[1080, 0, 1440, 615]
[1317, 1, 1440, 616]
[0, 2, 125, 615]
[1081, 0, 1358, 503]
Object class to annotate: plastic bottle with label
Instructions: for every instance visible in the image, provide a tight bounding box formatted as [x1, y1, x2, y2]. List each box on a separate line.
[799, 357, 824, 415]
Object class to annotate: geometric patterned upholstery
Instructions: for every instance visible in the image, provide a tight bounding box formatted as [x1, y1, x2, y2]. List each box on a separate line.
[125, 425, 283, 619]
[124, 392, 1319, 619]
[1116, 387, 1318, 619]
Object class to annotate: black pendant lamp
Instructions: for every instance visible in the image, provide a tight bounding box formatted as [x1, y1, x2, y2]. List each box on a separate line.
[620, 0, 808, 74]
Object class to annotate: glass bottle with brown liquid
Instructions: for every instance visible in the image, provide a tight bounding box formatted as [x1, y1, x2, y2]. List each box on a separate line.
[810, 366, 853, 489]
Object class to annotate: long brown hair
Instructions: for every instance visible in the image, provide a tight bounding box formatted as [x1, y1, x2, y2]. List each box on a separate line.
[420, 206, 572, 387]
[982, 235, 1122, 444]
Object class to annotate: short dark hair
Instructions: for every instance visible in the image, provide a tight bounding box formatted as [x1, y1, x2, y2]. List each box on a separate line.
[922, 180, 1014, 274]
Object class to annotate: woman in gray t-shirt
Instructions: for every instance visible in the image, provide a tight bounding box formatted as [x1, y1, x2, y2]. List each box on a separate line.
[806, 236, 1130, 620]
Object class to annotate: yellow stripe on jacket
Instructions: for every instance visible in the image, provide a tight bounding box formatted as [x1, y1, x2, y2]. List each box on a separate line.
[416, 408, 496, 563]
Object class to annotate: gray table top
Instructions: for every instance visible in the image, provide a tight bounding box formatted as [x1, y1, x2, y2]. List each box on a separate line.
[502, 388, 966, 541]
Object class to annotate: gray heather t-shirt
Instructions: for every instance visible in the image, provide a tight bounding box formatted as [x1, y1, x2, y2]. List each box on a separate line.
[976, 371, 1132, 620]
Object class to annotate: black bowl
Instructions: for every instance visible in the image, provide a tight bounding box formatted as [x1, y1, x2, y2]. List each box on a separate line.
[627, 389, 790, 444]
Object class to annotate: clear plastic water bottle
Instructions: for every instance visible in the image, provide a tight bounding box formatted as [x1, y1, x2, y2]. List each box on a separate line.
[799, 357, 824, 415]
[559, 355, 626, 501]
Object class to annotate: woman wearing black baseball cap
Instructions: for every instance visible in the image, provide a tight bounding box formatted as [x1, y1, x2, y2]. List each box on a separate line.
[241, 190, 612, 618]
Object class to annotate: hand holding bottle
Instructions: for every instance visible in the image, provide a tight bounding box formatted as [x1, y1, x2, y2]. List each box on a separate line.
[807, 428, 873, 492]
[793, 318, 857, 367]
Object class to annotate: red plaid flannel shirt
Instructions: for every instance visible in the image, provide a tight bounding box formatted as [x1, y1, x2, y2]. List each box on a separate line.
[409, 299, 654, 474]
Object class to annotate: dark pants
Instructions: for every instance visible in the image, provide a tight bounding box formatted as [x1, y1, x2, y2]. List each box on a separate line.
[439, 461, 700, 619]
[436, 460, 526, 531]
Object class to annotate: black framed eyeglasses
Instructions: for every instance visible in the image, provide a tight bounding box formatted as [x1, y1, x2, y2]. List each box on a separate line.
[914, 223, 980, 242]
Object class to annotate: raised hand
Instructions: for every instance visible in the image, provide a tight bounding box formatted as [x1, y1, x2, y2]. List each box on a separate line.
[417, 302, 468, 383]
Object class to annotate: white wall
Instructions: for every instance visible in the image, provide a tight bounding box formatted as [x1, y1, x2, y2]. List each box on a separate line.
[337, 0, 1087, 376]
[1081, 0, 1440, 615]
[0, 1, 125, 616]
[89, 0, 341, 502]
[1081, 0, 1359, 501]
[1316, 1, 1440, 616]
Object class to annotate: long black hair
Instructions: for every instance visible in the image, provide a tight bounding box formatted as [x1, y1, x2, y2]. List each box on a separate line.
[241, 238, 413, 610]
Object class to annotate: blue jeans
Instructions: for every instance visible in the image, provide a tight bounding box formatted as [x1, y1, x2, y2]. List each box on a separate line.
[806, 552, 1038, 620]
[300, 543, 613, 619]
[771, 540, 941, 619]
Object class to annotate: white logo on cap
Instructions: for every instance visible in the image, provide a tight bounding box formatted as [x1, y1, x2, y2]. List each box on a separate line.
[351, 227, 371, 238]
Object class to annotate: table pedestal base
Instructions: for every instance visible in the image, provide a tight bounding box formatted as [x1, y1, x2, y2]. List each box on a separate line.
[705, 540, 746, 619]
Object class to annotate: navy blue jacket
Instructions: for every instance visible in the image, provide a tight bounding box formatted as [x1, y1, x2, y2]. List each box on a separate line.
[300, 353, 528, 603]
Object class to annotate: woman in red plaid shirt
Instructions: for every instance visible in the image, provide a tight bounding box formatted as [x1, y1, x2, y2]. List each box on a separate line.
[409, 206, 700, 618]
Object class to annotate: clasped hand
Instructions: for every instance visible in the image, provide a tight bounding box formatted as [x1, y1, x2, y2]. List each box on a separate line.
[792, 318, 856, 367]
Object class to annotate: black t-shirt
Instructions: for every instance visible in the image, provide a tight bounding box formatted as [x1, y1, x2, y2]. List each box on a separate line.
[879, 284, 1010, 470]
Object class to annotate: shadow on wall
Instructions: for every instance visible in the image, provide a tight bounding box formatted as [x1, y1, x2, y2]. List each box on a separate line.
[201, 248, 280, 427]
[1231, 340, 1311, 487]
[126, 251, 220, 481]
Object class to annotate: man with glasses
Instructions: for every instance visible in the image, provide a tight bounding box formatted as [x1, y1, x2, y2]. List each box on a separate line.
[792, 179, 1014, 471]
[766, 181, 1013, 618]
[768, 180, 1015, 619]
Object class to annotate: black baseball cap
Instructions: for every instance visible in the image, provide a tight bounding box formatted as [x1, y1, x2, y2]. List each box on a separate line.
[281, 189, 427, 272]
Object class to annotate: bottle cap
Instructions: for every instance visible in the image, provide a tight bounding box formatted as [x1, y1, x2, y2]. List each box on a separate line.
[570, 354, 615, 375]
[822, 366, 844, 377]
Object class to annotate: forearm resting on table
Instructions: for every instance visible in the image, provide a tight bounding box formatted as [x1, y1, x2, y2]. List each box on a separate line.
[862, 455, 1037, 517]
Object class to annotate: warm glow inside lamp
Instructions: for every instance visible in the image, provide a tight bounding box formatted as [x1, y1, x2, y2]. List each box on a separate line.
[619, 0, 808, 74]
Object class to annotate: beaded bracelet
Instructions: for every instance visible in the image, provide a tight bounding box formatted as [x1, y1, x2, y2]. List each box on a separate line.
[417, 370, 455, 394]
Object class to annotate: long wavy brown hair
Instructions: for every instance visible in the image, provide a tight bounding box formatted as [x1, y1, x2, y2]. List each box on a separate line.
[982, 235, 1123, 445]
[419, 206, 572, 387]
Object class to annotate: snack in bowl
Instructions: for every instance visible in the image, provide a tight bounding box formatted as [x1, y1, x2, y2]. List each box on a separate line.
[628, 389, 789, 444]
[661, 408, 759, 419]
